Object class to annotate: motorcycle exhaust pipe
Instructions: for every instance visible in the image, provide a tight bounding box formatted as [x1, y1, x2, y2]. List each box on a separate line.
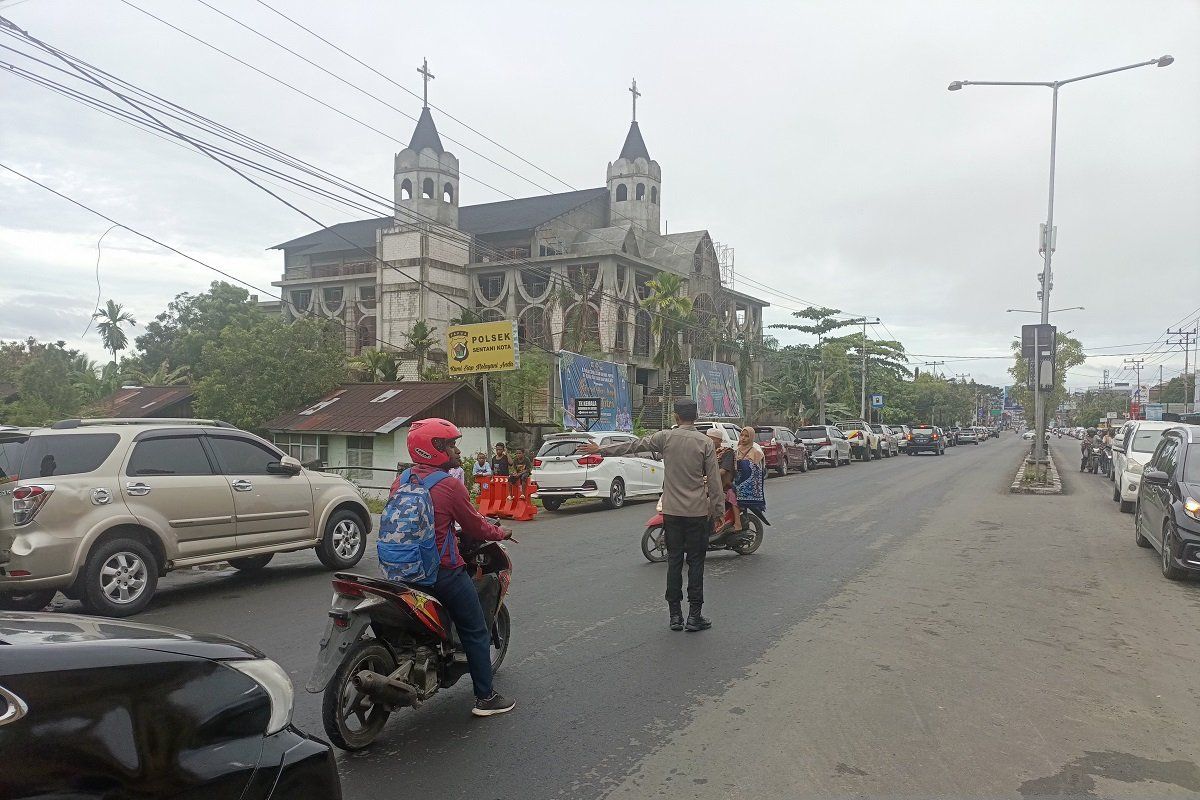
[352, 670, 423, 708]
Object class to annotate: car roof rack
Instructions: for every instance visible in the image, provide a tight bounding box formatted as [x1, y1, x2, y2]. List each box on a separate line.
[49, 418, 237, 430]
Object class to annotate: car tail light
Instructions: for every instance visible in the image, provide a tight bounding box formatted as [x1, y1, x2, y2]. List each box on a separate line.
[932, 433, 939, 440]
[331, 579, 365, 598]
[533, 458, 543, 468]
[577, 454, 604, 466]
[906, 433, 913, 440]
[12, 484, 53, 527]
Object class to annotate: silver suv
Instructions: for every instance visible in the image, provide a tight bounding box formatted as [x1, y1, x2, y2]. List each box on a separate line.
[0, 419, 371, 617]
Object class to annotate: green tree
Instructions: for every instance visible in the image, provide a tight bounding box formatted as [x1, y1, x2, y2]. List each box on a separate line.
[640, 273, 693, 374]
[495, 351, 552, 423]
[124, 359, 190, 387]
[193, 316, 346, 432]
[403, 321, 438, 377]
[92, 299, 137, 365]
[0, 340, 82, 425]
[1072, 390, 1131, 427]
[349, 348, 400, 382]
[1008, 332, 1086, 425]
[134, 282, 265, 377]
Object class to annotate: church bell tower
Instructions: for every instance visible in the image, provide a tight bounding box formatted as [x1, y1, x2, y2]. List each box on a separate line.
[607, 78, 661, 235]
[394, 58, 459, 228]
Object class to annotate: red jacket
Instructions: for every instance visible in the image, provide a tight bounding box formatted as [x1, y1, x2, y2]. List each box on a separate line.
[392, 465, 506, 570]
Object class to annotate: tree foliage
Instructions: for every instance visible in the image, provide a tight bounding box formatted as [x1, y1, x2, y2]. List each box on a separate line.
[92, 299, 137, 365]
[134, 282, 265, 378]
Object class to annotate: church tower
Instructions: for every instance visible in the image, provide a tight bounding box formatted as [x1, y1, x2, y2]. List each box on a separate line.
[394, 59, 459, 228]
[607, 79, 661, 235]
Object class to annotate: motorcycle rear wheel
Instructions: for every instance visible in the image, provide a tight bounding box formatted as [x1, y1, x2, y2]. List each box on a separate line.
[641, 526, 668, 563]
[322, 639, 397, 751]
[732, 514, 764, 555]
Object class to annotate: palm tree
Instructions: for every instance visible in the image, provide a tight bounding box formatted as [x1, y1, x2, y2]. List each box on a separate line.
[403, 321, 438, 377]
[125, 359, 190, 386]
[92, 300, 136, 365]
[640, 273, 693, 375]
[349, 348, 400, 382]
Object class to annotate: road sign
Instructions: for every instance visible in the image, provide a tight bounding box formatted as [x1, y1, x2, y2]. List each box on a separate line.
[870, 393, 884, 409]
[446, 320, 520, 376]
[573, 397, 601, 421]
[1022, 324, 1056, 390]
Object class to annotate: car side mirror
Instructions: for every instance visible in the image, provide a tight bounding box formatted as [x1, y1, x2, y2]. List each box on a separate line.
[267, 455, 303, 476]
[1142, 469, 1169, 487]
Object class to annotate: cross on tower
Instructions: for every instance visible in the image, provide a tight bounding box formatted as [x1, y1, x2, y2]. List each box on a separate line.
[629, 78, 641, 122]
[417, 57, 435, 108]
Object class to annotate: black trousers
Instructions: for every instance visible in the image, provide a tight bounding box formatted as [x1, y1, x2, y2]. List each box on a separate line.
[663, 514, 708, 606]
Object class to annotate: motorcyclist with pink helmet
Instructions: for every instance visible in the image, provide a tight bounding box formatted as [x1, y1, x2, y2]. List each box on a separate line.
[396, 418, 516, 717]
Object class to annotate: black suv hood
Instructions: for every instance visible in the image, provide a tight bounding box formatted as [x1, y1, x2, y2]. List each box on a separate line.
[0, 611, 264, 661]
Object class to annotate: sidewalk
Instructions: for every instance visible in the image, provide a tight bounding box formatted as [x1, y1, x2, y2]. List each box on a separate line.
[602, 437, 1200, 798]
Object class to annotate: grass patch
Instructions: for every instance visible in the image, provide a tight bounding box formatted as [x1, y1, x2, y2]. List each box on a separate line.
[1021, 461, 1051, 485]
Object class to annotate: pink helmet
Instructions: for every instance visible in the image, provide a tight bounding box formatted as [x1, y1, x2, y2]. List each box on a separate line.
[407, 418, 462, 467]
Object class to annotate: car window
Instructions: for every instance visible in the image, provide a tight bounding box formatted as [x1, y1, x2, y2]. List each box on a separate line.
[1184, 441, 1200, 481]
[0, 434, 27, 485]
[14, 433, 120, 479]
[754, 429, 776, 444]
[1154, 436, 1180, 476]
[1130, 427, 1168, 454]
[724, 425, 741, 438]
[537, 440, 586, 457]
[796, 427, 826, 438]
[126, 436, 214, 476]
[209, 436, 282, 475]
[781, 430, 795, 443]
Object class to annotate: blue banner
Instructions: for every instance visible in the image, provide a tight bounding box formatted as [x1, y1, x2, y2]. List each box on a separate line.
[689, 359, 744, 419]
[559, 351, 633, 431]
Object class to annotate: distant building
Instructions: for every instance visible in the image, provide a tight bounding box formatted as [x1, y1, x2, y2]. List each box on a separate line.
[263, 381, 524, 496]
[271, 73, 768, 423]
[94, 385, 195, 419]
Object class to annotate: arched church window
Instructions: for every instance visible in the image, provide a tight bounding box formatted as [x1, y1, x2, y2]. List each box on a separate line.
[650, 186, 658, 204]
[443, 182, 454, 203]
[636, 183, 646, 201]
[400, 179, 413, 201]
[615, 306, 628, 351]
[634, 310, 651, 357]
[422, 178, 434, 199]
[615, 183, 628, 202]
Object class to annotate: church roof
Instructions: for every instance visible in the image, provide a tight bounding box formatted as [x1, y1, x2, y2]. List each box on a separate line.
[618, 121, 651, 161]
[408, 107, 445, 154]
[271, 188, 608, 253]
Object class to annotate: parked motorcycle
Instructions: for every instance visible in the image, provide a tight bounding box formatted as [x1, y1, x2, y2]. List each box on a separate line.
[307, 537, 513, 751]
[640, 503, 769, 563]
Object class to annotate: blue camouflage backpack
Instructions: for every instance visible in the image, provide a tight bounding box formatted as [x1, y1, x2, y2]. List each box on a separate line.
[377, 469, 453, 586]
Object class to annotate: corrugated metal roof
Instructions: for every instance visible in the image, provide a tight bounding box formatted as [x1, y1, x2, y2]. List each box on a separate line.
[99, 386, 194, 417]
[263, 381, 522, 434]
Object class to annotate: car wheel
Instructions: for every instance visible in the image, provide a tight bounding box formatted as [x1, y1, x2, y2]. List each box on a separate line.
[0, 589, 57, 612]
[776, 457, 788, 477]
[1134, 505, 1151, 548]
[641, 526, 668, 563]
[317, 510, 367, 570]
[322, 639, 396, 751]
[229, 554, 274, 572]
[602, 477, 626, 509]
[1161, 522, 1187, 581]
[799, 458, 809, 473]
[541, 497, 564, 512]
[79, 537, 159, 617]
[491, 603, 511, 672]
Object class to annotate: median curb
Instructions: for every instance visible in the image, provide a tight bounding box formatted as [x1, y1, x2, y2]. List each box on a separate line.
[1010, 448, 1063, 495]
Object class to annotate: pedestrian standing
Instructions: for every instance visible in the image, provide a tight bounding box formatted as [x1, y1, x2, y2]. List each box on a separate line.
[577, 399, 723, 632]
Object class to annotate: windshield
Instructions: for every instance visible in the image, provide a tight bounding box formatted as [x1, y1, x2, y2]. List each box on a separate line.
[538, 440, 588, 457]
[0, 434, 28, 485]
[754, 429, 776, 443]
[796, 427, 827, 438]
[840, 422, 866, 431]
[5, 433, 121, 479]
[1130, 427, 1168, 454]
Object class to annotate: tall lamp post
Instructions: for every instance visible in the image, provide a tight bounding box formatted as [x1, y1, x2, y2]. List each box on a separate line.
[949, 55, 1173, 462]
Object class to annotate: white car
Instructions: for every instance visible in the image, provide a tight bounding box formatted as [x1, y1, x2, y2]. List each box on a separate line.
[1110, 421, 1135, 483]
[1113, 420, 1177, 513]
[891, 424, 912, 450]
[693, 421, 742, 447]
[531, 431, 663, 512]
[836, 420, 881, 461]
[795, 424, 853, 467]
[870, 424, 900, 457]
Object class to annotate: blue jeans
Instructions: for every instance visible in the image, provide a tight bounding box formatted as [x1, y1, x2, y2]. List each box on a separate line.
[431, 566, 494, 700]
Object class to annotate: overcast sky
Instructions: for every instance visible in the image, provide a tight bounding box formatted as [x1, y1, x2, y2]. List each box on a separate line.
[1, 0, 1197, 391]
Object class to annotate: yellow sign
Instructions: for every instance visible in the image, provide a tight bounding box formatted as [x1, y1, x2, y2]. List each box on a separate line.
[446, 320, 520, 376]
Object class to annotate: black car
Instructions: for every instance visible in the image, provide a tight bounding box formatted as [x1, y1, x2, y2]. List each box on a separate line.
[0, 613, 342, 799]
[1134, 424, 1200, 581]
[906, 424, 946, 456]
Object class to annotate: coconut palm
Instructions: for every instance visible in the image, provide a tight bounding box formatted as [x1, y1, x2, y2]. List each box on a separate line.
[349, 348, 400, 382]
[125, 359, 190, 386]
[403, 321, 438, 377]
[640, 273, 693, 373]
[92, 300, 137, 365]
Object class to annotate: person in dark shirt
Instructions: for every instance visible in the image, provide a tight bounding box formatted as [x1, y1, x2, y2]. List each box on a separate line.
[510, 447, 531, 499]
[491, 443, 511, 496]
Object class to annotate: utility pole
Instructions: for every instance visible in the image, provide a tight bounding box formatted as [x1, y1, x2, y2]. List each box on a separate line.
[817, 334, 826, 425]
[1168, 328, 1196, 414]
[850, 317, 880, 418]
[1124, 358, 1144, 418]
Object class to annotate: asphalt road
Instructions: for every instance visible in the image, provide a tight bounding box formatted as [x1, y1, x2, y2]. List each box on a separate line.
[59, 432, 1200, 798]
[107, 437, 1002, 799]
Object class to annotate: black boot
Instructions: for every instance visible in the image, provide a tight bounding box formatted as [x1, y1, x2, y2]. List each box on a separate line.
[668, 602, 684, 632]
[685, 603, 711, 632]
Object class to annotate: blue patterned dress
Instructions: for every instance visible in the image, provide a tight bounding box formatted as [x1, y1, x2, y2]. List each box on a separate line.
[734, 450, 766, 514]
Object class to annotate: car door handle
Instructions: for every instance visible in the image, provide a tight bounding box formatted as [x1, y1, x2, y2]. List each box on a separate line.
[0, 685, 29, 726]
[232, 479, 254, 492]
[125, 482, 151, 497]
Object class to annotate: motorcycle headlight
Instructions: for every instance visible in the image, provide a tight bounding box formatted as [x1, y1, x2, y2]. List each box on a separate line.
[228, 658, 294, 735]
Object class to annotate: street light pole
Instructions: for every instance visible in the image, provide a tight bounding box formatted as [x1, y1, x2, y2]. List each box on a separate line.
[948, 55, 1173, 463]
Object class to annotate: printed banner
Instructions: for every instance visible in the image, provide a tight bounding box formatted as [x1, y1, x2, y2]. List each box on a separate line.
[559, 351, 632, 431]
[446, 320, 519, 376]
[690, 359, 744, 419]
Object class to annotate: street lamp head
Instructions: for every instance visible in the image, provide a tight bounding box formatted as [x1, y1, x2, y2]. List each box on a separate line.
[1156, 55, 1174, 67]
[948, 81, 965, 91]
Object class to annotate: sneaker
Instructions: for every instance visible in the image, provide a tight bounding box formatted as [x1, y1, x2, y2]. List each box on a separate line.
[472, 693, 516, 717]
